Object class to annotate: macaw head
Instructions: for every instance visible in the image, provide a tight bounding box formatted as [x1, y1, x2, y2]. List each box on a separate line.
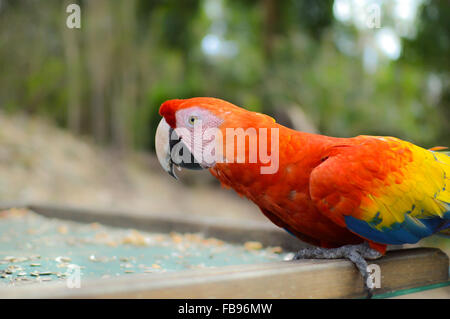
[155, 97, 231, 178]
[155, 97, 276, 178]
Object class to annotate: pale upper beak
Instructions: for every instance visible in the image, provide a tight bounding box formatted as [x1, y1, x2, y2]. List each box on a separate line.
[155, 118, 203, 179]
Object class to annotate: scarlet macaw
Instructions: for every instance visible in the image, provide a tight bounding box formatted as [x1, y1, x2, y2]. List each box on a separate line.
[155, 97, 450, 297]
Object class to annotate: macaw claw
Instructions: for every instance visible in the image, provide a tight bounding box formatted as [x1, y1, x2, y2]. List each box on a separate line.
[293, 242, 382, 298]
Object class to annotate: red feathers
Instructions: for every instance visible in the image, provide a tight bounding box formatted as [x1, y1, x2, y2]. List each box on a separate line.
[159, 99, 183, 128]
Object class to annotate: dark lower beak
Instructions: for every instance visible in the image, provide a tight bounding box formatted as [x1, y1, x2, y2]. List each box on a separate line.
[155, 118, 203, 180]
[169, 127, 203, 172]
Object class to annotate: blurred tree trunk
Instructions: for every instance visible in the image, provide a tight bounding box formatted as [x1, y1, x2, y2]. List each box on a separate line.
[86, 0, 112, 144]
[262, 0, 279, 113]
[263, 0, 277, 62]
[62, 1, 82, 134]
[111, 0, 137, 150]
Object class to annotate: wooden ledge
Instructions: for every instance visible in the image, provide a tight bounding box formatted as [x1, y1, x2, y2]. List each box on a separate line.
[1, 248, 448, 299]
[0, 203, 447, 298]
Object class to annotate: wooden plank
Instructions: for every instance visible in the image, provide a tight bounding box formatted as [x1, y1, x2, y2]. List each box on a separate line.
[390, 286, 450, 299]
[1, 248, 448, 299]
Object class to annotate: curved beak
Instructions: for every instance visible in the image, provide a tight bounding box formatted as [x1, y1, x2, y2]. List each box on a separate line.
[155, 118, 203, 179]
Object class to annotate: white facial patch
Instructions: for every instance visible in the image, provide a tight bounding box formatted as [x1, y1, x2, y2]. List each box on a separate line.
[174, 107, 224, 168]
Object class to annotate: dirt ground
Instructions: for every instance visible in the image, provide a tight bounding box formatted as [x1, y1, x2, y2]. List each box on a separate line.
[0, 111, 264, 222]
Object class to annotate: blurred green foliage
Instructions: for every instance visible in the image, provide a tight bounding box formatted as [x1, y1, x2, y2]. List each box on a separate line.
[0, 0, 448, 151]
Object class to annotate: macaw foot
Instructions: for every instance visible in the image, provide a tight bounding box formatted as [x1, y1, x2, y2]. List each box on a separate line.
[293, 242, 382, 298]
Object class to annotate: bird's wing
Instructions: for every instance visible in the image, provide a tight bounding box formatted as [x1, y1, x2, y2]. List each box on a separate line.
[309, 136, 450, 245]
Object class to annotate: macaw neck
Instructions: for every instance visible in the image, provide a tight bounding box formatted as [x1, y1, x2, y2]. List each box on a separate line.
[209, 125, 338, 198]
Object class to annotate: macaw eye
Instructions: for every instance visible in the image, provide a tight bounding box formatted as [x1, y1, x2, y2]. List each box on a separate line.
[188, 116, 198, 126]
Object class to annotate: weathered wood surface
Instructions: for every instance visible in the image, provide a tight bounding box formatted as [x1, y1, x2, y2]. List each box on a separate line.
[0, 203, 447, 298]
[1, 248, 448, 299]
[27, 203, 310, 251]
[390, 285, 450, 299]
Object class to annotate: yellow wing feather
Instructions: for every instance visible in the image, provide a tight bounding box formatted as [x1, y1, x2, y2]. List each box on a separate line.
[360, 140, 449, 232]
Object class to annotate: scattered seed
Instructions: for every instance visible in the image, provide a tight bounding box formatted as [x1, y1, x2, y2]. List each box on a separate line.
[244, 241, 263, 251]
[55, 256, 71, 263]
[268, 246, 283, 254]
[89, 255, 107, 263]
[106, 241, 118, 247]
[90, 222, 101, 229]
[283, 253, 295, 261]
[57, 225, 68, 234]
[170, 232, 183, 244]
[122, 230, 148, 246]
